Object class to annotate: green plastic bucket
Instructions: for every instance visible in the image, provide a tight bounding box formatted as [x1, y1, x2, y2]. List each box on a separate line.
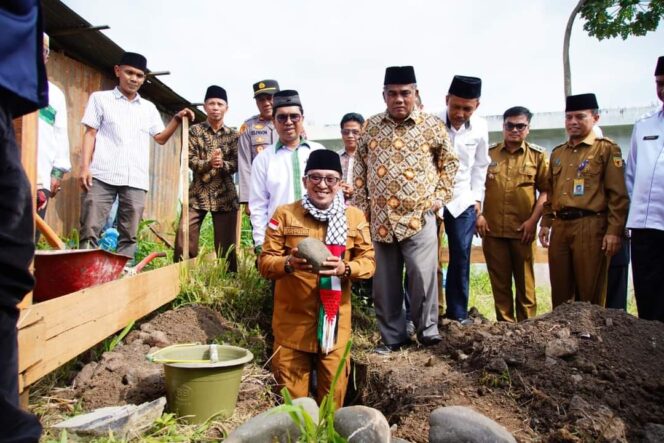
[147, 344, 253, 423]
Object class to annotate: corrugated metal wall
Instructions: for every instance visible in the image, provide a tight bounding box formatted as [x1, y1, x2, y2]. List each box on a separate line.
[44, 52, 182, 239]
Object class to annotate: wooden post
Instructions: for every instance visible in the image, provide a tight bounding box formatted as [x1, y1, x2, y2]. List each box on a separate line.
[180, 117, 189, 262]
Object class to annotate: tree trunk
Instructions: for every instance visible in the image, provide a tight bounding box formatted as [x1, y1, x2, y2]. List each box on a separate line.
[563, 0, 587, 98]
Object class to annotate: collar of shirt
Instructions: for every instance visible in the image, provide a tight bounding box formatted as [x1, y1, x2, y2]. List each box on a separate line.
[500, 141, 526, 154]
[380, 109, 419, 125]
[201, 120, 230, 134]
[444, 115, 472, 132]
[275, 137, 311, 152]
[568, 131, 597, 149]
[112, 86, 141, 103]
[340, 149, 355, 158]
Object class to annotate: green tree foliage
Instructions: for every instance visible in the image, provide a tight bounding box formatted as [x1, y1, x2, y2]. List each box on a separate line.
[580, 0, 664, 40]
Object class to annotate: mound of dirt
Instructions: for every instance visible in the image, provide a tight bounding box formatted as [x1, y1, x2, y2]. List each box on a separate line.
[71, 305, 275, 422]
[361, 302, 664, 442]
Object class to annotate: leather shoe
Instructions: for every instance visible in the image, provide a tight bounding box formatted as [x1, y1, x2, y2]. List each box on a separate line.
[374, 341, 410, 355]
[418, 334, 443, 347]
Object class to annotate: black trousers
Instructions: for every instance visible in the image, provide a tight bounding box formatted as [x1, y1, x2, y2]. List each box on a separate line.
[605, 239, 630, 310]
[631, 229, 664, 322]
[0, 102, 43, 442]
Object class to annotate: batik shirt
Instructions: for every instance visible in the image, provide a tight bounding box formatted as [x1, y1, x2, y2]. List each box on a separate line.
[352, 110, 459, 242]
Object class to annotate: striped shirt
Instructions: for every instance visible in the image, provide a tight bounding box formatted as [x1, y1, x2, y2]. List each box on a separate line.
[248, 139, 325, 246]
[81, 87, 165, 191]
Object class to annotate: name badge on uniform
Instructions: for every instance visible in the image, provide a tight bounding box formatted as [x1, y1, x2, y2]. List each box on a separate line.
[573, 178, 585, 196]
[643, 135, 659, 140]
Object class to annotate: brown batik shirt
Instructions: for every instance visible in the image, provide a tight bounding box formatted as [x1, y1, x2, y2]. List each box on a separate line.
[352, 110, 459, 242]
[188, 121, 239, 212]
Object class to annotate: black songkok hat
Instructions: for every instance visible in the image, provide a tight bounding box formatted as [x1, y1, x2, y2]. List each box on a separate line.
[448, 75, 482, 99]
[565, 93, 599, 112]
[384, 66, 417, 85]
[205, 85, 227, 103]
[340, 112, 365, 128]
[655, 56, 664, 76]
[273, 90, 302, 110]
[119, 52, 148, 72]
[253, 79, 280, 97]
[305, 149, 343, 175]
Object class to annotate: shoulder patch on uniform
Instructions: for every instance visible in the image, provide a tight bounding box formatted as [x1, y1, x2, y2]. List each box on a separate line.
[636, 110, 657, 122]
[613, 156, 624, 168]
[528, 143, 545, 153]
[268, 218, 280, 230]
[489, 142, 500, 150]
[239, 123, 248, 134]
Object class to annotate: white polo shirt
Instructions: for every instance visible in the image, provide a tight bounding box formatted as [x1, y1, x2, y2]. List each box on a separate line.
[81, 87, 164, 191]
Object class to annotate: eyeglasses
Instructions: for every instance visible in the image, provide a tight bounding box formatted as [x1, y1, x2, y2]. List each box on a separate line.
[341, 129, 361, 136]
[306, 174, 341, 186]
[275, 113, 302, 124]
[504, 122, 529, 131]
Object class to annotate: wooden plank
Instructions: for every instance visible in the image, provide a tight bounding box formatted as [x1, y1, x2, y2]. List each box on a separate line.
[180, 118, 189, 261]
[439, 245, 549, 264]
[17, 317, 44, 373]
[18, 262, 183, 387]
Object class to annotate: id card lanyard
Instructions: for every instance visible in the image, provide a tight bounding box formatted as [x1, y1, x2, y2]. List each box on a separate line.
[573, 159, 589, 196]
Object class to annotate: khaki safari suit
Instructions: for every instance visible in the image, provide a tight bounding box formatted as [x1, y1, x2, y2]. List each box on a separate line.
[482, 141, 548, 322]
[259, 202, 375, 405]
[541, 132, 628, 307]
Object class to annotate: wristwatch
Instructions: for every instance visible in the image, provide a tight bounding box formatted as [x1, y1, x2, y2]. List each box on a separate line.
[284, 255, 294, 274]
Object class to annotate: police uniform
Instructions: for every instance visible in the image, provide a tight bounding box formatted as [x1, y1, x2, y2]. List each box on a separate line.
[482, 140, 548, 322]
[237, 80, 280, 203]
[541, 96, 629, 307]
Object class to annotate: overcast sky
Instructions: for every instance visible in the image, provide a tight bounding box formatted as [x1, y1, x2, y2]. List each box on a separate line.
[62, 0, 663, 127]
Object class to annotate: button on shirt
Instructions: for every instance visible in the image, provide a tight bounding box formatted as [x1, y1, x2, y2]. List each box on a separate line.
[483, 141, 548, 238]
[441, 112, 490, 217]
[353, 110, 458, 243]
[626, 108, 664, 230]
[541, 132, 629, 236]
[81, 87, 165, 191]
[249, 139, 325, 246]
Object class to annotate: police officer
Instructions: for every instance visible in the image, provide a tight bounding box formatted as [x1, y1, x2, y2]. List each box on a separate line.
[238, 79, 280, 207]
[538, 93, 629, 307]
[476, 106, 548, 322]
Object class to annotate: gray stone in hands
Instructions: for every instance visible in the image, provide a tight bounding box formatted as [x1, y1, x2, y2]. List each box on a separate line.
[296, 237, 333, 273]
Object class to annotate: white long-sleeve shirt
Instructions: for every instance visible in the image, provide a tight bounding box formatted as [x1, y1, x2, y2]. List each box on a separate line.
[440, 112, 490, 218]
[249, 139, 325, 246]
[626, 108, 664, 231]
[37, 81, 71, 189]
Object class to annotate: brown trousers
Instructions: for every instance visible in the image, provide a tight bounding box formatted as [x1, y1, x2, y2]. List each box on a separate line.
[174, 207, 237, 272]
[482, 236, 537, 322]
[271, 340, 350, 407]
[548, 216, 608, 307]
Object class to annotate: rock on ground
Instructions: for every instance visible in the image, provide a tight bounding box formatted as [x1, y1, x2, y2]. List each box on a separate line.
[225, 397, 319, 443]
[429, 406, 516, 443]
[334, 405, 390, 442]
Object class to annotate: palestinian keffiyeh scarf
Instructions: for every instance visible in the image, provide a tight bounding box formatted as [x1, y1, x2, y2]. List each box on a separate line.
[302, 191, 348, 354]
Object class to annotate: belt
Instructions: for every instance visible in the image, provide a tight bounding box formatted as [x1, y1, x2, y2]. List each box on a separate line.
[555, 208, 605, 221]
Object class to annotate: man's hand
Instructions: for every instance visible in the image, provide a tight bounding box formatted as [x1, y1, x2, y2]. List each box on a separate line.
[175, 108, 195, 122]
[602, 234, 622, 257]
[50, 177, 62, 197]
[288, 247, 313, 272]
[476, 214, 490, 238]
[243, 204, 251, 216]
[517, 218, 537, 244]
[319, 255, 345, 277]
[474, 201, 482, 217]
[79, 167, 93, 191]
[211, 148, 222, 168]
[340, 182, 354, 200]
[431, 199, 443, 213]
[538, 226, 550, 248]
[36, 190, 48, 211]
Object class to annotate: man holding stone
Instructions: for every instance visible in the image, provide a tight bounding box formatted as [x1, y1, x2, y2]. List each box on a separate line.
[353, 66, 458, 353]
[259, 149, 375, 406]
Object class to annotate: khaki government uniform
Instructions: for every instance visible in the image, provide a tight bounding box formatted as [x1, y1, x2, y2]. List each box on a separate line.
[237, 115, 277, 203]
[541, 132, 629, 307]
[482, 141, 548, 322]
[259, 202, 375, 405]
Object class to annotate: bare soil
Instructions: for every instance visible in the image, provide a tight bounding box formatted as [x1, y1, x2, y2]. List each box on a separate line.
[359, 302, 664, 442]
[61, 302, 664, 442]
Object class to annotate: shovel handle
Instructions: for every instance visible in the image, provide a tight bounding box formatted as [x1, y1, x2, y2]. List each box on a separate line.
[35, 214, 66, 250]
